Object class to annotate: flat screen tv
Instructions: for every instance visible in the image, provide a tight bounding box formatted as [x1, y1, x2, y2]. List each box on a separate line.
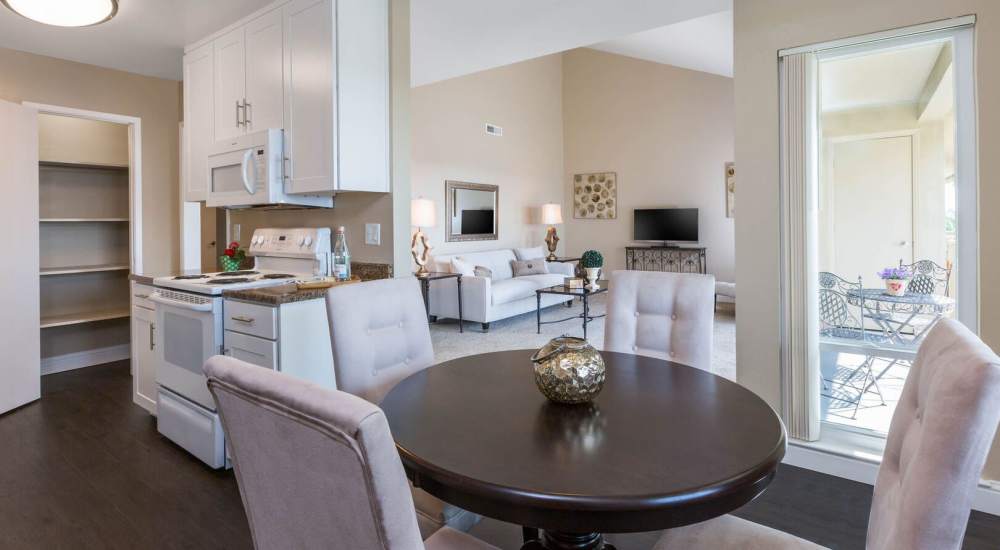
[461, 209, 494, 234]
[634, 208, 699, 243]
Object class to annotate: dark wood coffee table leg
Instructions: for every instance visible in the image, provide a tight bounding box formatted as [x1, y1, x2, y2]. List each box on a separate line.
[582, 294, 590, 340]
[420, 279, 430, 319]
[456, 275, 464, 333]
[518, 531, 614, 550]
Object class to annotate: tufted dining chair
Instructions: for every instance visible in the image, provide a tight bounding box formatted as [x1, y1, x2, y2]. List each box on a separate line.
[603, 270, 716, 372]
[204, 356, 498, 550]
[325, 277, 480, 538]
[653, 319, 1000, 550]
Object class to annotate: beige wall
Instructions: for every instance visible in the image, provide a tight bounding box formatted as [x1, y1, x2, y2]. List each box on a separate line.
[227, 193, 395, 265]
[410, 54, 565, 260]
[562, 48, 735, 278]
[0, 47, 181, 274]
[734, 0, 1000, 479]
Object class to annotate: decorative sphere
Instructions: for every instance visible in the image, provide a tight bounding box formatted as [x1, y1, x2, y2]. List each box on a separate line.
[530, 337, 606, 404]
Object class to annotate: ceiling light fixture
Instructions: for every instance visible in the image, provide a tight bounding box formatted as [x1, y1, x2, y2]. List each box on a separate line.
[1, 0, 118, 27]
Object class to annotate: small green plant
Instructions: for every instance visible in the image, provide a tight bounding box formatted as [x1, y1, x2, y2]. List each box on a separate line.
[580, 250, 604, 269]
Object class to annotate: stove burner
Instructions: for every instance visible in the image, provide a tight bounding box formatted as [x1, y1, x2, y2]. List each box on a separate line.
[215, 270, 258, 277]
[173, 274, 209, 280]
[261, 273, 296, 279]
[206, 277, 252, 284]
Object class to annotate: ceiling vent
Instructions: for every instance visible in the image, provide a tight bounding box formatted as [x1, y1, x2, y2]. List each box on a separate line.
[485, 123, 503, 137]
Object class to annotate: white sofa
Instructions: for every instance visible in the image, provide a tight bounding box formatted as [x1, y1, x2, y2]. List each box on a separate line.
[427, 247, 576, 331]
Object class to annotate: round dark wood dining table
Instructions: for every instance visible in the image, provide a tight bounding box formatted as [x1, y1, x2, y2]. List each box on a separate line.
[380, 350, 786, 550]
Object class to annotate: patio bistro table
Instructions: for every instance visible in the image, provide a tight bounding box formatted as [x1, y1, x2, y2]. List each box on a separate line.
[846, 288, 955, 344]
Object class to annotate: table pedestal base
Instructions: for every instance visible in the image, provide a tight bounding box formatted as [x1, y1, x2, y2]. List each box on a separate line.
[521, 531, 616, 550]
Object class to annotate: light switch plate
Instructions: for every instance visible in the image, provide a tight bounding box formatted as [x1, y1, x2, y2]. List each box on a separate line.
[365, 223, 381, 245]
[232, 223, 241, 242]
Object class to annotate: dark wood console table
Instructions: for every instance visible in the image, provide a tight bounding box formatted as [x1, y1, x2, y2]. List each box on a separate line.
[625, 246, 707, 274]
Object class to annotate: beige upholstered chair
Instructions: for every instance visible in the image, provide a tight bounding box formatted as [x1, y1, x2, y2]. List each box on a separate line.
[603, 270, 716, 372]
[204, 356, 497, 550]
[654, 319, 1000, 550]
[325, 277, 480, 538]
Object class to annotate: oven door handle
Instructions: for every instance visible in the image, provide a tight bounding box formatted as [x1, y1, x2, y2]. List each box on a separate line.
[149, 292, 214, 312]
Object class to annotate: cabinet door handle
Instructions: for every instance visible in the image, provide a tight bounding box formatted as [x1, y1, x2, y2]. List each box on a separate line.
[149, 323, 155, 351]
[134, 293, 150, 299]
[236, 100, 244, 127]
[231, 315, 255, 325]
[244, 100, 252, 127]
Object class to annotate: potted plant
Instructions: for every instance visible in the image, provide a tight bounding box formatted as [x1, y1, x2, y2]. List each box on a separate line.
[580, 250, 604, 290]
[220, 241, 247, 272]
[877, 265, 911, 296]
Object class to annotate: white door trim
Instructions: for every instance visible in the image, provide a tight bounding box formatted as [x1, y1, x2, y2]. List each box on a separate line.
[23, 102, 144, 275]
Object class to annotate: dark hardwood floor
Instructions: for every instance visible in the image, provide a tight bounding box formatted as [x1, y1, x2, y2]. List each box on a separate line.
[1, 361, 997, 549]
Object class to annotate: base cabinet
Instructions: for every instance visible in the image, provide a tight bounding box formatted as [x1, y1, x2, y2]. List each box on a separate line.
[131, 283, 157, 414]
[223, 298, 335, 388]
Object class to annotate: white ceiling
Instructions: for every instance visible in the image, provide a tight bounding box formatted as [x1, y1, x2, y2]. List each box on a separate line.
[820, 42, 946, 112]
[588, 11, 733, 77]
[411, 0, 731, 86]
[0, 0, 274, 80]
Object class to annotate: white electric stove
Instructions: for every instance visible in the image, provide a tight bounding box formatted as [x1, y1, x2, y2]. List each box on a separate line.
[150, 227, 331, 468]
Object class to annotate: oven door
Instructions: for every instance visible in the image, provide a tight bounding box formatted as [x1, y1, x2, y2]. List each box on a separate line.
[150, 289, 222, 411]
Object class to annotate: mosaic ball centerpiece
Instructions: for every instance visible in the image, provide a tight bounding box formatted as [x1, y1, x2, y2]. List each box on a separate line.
[530, 336, 606, 404]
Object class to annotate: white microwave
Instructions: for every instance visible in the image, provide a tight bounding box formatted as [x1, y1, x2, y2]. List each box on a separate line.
[206, 129, 332, 209]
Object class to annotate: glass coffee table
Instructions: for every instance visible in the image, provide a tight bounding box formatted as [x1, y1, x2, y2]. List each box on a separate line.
[536, 281, 608, 340]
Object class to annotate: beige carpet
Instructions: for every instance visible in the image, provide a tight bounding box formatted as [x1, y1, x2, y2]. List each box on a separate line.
[429, 294, 736, 380]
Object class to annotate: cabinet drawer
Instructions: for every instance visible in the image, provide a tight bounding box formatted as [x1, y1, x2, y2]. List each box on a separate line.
[224, 330, 277, 370]
[133, 283, 156, 310]
[224, 300, 277, 339]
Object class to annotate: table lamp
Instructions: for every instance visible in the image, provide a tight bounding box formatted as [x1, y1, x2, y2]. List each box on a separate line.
[411, 198, 436, 276]
[541, 203, 563, 261]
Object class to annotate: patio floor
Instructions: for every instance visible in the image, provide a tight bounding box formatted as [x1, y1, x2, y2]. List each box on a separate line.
[820, 349, 911, 434]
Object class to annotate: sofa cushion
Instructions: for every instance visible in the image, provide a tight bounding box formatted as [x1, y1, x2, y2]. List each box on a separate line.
[450, 258, 475, 277]
[491, 274, 565, 305]
[514, 246, 546, 261]
[455, 250, 516, 281]
[510, 259, 549, 277]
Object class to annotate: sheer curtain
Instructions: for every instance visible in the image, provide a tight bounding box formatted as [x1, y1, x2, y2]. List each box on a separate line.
[778, 52, 821, 441]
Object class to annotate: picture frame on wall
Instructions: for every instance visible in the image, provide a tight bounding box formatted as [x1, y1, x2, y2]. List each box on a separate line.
[573, 172, 617, 219]
[725, 162, 735, 218]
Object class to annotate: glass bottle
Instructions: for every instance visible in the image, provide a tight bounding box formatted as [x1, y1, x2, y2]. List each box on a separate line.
[333, 226, 351, 281]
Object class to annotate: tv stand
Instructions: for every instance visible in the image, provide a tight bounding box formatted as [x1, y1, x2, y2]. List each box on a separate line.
[625, 245, 707, 274]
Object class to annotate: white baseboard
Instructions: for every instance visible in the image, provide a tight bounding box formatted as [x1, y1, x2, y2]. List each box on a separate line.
[785, 442, 1000, 516]
[41, 344, 130, 376]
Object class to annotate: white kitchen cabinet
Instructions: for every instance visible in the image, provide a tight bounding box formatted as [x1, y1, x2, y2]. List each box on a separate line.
[131, 283, 157, 414]
[183, 0, 388, 202]
[213, 27, 246, 143]
[182, 42, 214, 202]
[244, 8, 285, 133]
[223, 297, 335, 389]
[285, 0, 389, 194]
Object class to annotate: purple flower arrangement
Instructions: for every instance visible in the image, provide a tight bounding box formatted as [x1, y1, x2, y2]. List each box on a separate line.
[877, 266, 912, 280]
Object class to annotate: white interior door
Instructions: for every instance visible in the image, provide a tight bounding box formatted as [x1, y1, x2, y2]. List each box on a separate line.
[832, 135, 914, 287]
[0, 100, 40, 415]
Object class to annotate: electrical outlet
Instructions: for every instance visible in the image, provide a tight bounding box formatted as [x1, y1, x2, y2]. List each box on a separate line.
[365, 223, 381, 245]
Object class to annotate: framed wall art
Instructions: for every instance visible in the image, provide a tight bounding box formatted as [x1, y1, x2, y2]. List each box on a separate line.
[573, 172, 617, 219]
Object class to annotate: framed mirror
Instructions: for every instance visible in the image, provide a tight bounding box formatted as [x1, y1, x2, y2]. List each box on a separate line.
[445, 180, 498, 242]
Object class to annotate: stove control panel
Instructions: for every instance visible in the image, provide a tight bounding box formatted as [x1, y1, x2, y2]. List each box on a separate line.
[248, 228, 331, 258]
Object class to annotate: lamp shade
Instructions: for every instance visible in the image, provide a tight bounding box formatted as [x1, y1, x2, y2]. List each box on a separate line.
[411, 198, 437, 228]
[541, 203, 563, 225]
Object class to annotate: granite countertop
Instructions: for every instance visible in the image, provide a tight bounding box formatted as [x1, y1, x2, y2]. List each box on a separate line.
[223, 283, 330, 306]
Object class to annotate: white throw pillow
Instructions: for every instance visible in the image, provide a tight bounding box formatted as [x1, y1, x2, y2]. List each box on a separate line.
[450, 258, 475, 277]
[514, 246, 546, 261]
